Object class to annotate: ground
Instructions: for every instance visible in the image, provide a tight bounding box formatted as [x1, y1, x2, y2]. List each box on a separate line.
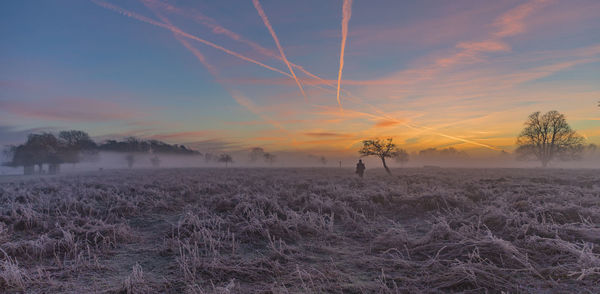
[0, 168, 599, 293]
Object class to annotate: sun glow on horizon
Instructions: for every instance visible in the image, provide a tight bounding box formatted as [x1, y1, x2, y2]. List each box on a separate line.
[0, 0, 598, 155]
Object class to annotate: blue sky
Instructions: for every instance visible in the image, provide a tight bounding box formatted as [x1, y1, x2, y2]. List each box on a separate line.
[1, 0, 599, 155]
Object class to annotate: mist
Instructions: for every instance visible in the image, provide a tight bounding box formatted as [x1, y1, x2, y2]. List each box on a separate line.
[3, 148, 598, 177]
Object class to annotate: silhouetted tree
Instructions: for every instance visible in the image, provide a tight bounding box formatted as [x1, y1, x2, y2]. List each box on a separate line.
[394, 148, 409, 167]
[249, 147, 265, 162]
[359, 138, 403, 174]
[218, 154, 233, 167]
[99, 137, 199, 155]
[7, 133, 64, 174]
[516, 110, 584, 167]
[418, 148, 438, 158]
[440, 147, 468, 158]
[58, 130, 97, 165]
[263, 153, 276, 165]
[4, 144, 36, 175]
[319, 156, 327, 165]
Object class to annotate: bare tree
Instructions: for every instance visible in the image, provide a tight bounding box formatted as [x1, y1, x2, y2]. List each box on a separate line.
[263, 153, 276, 165]
[358, 138, 403, 175]
[218, 154, 233, 167]
[516, 110, 584, 167]
[59, 130, 97, 165]
[394, 148, 409, 167]
[249, 147, 265, 163]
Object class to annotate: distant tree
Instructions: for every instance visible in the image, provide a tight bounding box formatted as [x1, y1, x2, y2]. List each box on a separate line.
[358, 138, 403, 175]
[99, 137, 199, 155]
[418, 147, 468, 161]
[263, 153, 276, 165]
[394, 148, 409, 167]
[4, 144, 35, 175]
[125, 154, 135, 169]
[218, 154, 233, 167]
[583, 143, 598, 159]
[516, 110, 584, 167]
[418, 148, 438, 158]
[204, 153, 214, 163]
[439, 147, 468, 158]
[319, 156, 327, 165]
[58, 130, 97, 164]
[249, 147, 265, 162]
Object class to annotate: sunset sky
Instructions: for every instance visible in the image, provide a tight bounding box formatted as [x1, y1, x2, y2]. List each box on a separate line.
[1, 0, 599, 156]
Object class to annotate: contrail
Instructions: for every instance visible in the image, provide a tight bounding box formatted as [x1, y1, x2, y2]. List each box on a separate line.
[142, 0, 352, 96]
[98, 0, 499, 151]
[143, 3, 285, 131]
[373, 112, 501, 150]
[336, 0, 353, 110]
[252, 0, 307, 101]
[91, 0, 291, 78]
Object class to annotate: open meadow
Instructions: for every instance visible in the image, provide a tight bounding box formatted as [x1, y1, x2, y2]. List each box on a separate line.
[1, 168, 599, 293]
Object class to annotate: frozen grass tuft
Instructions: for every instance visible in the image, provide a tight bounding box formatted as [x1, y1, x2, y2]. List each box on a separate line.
[0, 167, 598, 292]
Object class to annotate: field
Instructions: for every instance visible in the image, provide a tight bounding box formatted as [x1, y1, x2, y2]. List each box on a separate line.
[1, 168, 599, 293]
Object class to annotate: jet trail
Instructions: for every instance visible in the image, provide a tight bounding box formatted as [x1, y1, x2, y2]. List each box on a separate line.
[252, 0, 307, 101]
[91, 0, 291, 78]
[97, 0, 499, 151]
[143, 3, 285, 131]
[336, 0, 353, 110]
[142, 0, 352, 96]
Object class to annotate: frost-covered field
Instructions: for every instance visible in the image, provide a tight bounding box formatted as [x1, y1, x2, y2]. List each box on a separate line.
[1, 168, 599, 293]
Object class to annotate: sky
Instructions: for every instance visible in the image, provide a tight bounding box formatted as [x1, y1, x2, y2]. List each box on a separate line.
[1, 0, 599, 156]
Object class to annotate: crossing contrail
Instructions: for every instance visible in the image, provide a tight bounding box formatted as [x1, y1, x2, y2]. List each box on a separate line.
[91, 0, 292, 78]
[141, 0, 353, 97]
[252, 0, 307, 101]
[336, 0, 353, 110]
[142, 3, 285, 131]
[97, 0, 500, 151]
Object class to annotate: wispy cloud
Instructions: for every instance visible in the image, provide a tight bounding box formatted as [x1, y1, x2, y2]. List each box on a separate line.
[149, 131, 212, 141]
[304, 132, 353, 138]
[494, 0, 551, 37]
[0, 98, 141, 122]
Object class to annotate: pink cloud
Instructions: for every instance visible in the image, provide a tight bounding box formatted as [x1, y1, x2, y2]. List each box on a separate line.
[0, 98, 141, 122]
[494, 0, 551, 37]
[149, 131, 212, 141]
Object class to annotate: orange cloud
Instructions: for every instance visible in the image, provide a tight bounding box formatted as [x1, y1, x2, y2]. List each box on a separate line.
[374, 120, 400, 128]
[304, 132, 353, 138]
[149, 131, 211, 141]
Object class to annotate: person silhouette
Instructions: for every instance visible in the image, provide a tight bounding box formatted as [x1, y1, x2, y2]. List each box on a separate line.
[356, 159, 365, 178]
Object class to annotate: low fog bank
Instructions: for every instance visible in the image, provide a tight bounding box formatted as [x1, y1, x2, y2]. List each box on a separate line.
[2, 150, 598, 176]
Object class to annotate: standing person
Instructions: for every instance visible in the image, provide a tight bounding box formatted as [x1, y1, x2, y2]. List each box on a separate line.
[355, 159, 365, 178]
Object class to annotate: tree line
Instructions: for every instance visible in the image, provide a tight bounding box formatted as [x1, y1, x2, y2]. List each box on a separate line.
[358, 110, 596, 174]
[2, 131, 201, 175]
